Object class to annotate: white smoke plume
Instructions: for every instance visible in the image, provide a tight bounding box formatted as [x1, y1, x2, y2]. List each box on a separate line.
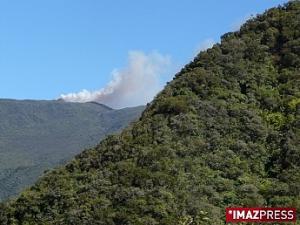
[60, 51, 171, 109]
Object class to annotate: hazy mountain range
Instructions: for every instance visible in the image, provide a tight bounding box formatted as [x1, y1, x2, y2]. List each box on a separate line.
[0, 99, 144, 201]
[0, 1, 299, 224]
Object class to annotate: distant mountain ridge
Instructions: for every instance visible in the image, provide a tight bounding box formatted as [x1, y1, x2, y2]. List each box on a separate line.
[0, 99, 144, 201]
[85, 101, 113, 110]
[0, 1, 299, 224]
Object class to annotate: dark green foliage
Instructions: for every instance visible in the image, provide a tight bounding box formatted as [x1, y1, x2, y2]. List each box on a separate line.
[0, 100, 144, 201]
[1, 1, 299, 224]
[0, 203, 8, 224]
[155, 95, 191, 114]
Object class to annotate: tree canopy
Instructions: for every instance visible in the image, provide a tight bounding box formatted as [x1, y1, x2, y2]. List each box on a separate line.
[0, 1, 299, 224]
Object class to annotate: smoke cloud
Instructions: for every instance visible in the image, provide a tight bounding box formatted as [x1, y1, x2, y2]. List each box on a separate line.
[60, 51, 171, 109]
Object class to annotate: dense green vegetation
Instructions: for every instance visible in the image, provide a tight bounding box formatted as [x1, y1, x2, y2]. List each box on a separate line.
[0, 1, 299, 224]
[0, 99, 144, 201]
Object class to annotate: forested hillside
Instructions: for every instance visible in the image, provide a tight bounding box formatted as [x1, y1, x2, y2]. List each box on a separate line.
[0, 99, 144, 201]
[0, 1, 299, 224]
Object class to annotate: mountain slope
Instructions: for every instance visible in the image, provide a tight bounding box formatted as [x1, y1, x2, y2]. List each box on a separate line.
[0, 99, 144, 201]
[1, 1, 299, 224]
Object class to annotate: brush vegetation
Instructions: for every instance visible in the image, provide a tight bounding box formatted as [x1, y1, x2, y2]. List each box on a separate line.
[0, 1, 299, 224]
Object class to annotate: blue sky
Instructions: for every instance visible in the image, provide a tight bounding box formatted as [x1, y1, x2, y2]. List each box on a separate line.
[0, 0, 288, 106]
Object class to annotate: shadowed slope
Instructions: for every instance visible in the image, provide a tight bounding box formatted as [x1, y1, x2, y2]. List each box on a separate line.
[0, 1, 299, 224]
[0, 99, 144, 201]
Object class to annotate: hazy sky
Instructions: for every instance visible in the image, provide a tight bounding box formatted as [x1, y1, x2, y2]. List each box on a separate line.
[0, 0, 287, 107]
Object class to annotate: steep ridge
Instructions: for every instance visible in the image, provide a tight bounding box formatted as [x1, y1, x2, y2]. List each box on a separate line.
[0, 1, 299, 224]
[0, 99, 144, 201]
